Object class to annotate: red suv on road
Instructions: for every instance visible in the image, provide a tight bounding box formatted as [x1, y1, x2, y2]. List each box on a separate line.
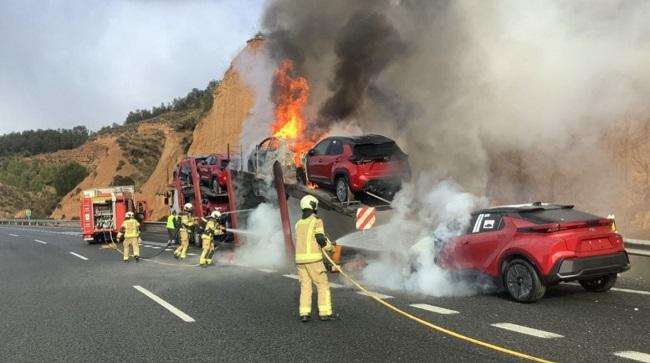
[304, 135, 411, 202]
[437, 203, 630, 302]
[196, 154, 230, 194]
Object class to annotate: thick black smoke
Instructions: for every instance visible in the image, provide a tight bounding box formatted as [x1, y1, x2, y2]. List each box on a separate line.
[262, 0, 404, 137]
[316, 11, 404, 128]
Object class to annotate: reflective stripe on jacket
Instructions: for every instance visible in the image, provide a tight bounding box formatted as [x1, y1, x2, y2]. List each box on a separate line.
[121, 219, 140, 238]
[166, 215, 177, 229]
[294, 215, 332, 264]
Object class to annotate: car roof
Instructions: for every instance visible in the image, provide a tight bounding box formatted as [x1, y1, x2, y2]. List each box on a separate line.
[472, 202, 574, 215]
[328, 134, 395, 145]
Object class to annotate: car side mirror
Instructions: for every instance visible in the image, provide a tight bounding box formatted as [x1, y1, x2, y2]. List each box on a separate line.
[308, 149, 315, 156]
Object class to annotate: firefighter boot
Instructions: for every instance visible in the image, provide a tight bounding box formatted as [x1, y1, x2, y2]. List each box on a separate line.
[135, 255, 140, 262]
[300, 315, 311, 323]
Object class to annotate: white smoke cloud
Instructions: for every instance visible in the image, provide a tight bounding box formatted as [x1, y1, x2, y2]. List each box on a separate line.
[340, 178, 488, 296]
[233, 203, 288, 268]
[234, 42, 278, 163]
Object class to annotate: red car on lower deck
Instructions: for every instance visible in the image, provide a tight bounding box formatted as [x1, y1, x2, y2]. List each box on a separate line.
[437, 203, 630, 302]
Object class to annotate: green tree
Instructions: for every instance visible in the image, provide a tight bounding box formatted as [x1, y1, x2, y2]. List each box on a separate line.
[51, 162, 89, 196]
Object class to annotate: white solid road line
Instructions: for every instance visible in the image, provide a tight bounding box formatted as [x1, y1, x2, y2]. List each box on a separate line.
[283, 274, 299, 280]
[69, 252, 88, 261]
[133, 285, 195, 323]
[410, 303, 459, 315]
[566, 282, 650, 296]
[329, 282, 345, 289]
[8, 233, 19, 237]
[357, 291, 394, 300]
[614, 351, 650, 363]
[611, 287, 650, 296]
[34, 239, 47, 245]
[258, 268, 276, 273]
[491, 323, 563, 339]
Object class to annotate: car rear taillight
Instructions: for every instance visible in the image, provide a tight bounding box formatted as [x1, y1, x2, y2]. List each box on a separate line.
[517, 219, 613, 233]
[517, 224, 563, 233]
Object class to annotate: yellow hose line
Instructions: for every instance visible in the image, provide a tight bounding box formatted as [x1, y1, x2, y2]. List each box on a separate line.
[322, 253, 554, 363]
[110, 244, 201, 268]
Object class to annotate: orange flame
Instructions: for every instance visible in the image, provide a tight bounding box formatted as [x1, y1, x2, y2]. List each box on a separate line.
[271, 59, 312, 166]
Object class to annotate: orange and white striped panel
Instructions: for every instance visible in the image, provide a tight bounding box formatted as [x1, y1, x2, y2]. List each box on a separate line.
[356, 207, 376, 230]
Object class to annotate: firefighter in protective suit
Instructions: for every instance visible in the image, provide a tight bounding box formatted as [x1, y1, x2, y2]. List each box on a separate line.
[117, 211, 141, 262]
[295, 195, 338, 322]
[174, 203, 196, 259]
[200, 210, 225, 266]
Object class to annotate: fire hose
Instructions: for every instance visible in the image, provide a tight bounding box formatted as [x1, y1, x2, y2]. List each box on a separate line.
[321, 252, 554, 363]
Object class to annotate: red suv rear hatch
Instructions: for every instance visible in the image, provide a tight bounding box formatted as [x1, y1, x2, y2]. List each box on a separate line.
[350, 140, 410, 179]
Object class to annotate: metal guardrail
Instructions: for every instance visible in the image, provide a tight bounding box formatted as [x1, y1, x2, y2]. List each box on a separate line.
[624, 238, 650, 257]
[1, 218, 649, 257]
[0, 219, 80, 228]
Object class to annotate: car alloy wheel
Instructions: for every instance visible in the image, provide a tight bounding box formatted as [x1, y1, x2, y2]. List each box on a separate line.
[336, 177, 349, 203]
[504, 259, 546, 302]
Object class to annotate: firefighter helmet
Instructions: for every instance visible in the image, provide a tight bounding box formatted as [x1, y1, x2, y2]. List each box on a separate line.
[183, 203, 193, 211]
[300, 195, 319, 210]
[125, 211, 135, 218]
[209, 211, 222, 219]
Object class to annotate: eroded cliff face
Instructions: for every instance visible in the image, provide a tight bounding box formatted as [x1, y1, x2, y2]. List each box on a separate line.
[486, 118, 650, 238]
[187, 39, 263, 157]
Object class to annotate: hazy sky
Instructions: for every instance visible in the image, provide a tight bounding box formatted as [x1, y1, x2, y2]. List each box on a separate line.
[0, 0, 265, 135]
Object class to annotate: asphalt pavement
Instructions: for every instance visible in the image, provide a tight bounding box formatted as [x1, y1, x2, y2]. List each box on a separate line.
[1, 225, 650, 362]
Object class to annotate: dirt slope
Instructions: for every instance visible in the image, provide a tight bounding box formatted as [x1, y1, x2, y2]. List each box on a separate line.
[187, 39, 262, 156]
[138, 123, 185, 221]
[50, 122, 183, 220]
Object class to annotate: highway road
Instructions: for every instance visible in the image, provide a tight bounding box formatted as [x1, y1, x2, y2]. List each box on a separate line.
[1, 225, 650, 362]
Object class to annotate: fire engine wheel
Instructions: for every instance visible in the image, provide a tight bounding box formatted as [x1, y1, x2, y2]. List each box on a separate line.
[503, 259, 546, 302]
[578, 273, 617, 292]
[335, 177, 351, 203]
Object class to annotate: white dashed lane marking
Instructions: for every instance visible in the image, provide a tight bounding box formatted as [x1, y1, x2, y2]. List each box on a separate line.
[410, 303, 459, 315]
[258, 268, 276, 273]
[329, 282, 345, 289]
[283, 274, 299, 280]
[8, 233, 19, 237]
[566, 282, 650, 296]
[614, 351, 650, 362]
[34, 239, 47, 245]
[133, 285, 195, 323]
[69, 252, 89, 261]
[356, 291, 394, 300]
[491, 323, 563, 339]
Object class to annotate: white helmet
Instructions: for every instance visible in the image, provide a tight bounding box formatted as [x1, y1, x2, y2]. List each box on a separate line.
[300, 195, 319, 210]
[210, 211, 222, 219]
[183, 203, 193, 211]
[125, 211, 134, 218]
